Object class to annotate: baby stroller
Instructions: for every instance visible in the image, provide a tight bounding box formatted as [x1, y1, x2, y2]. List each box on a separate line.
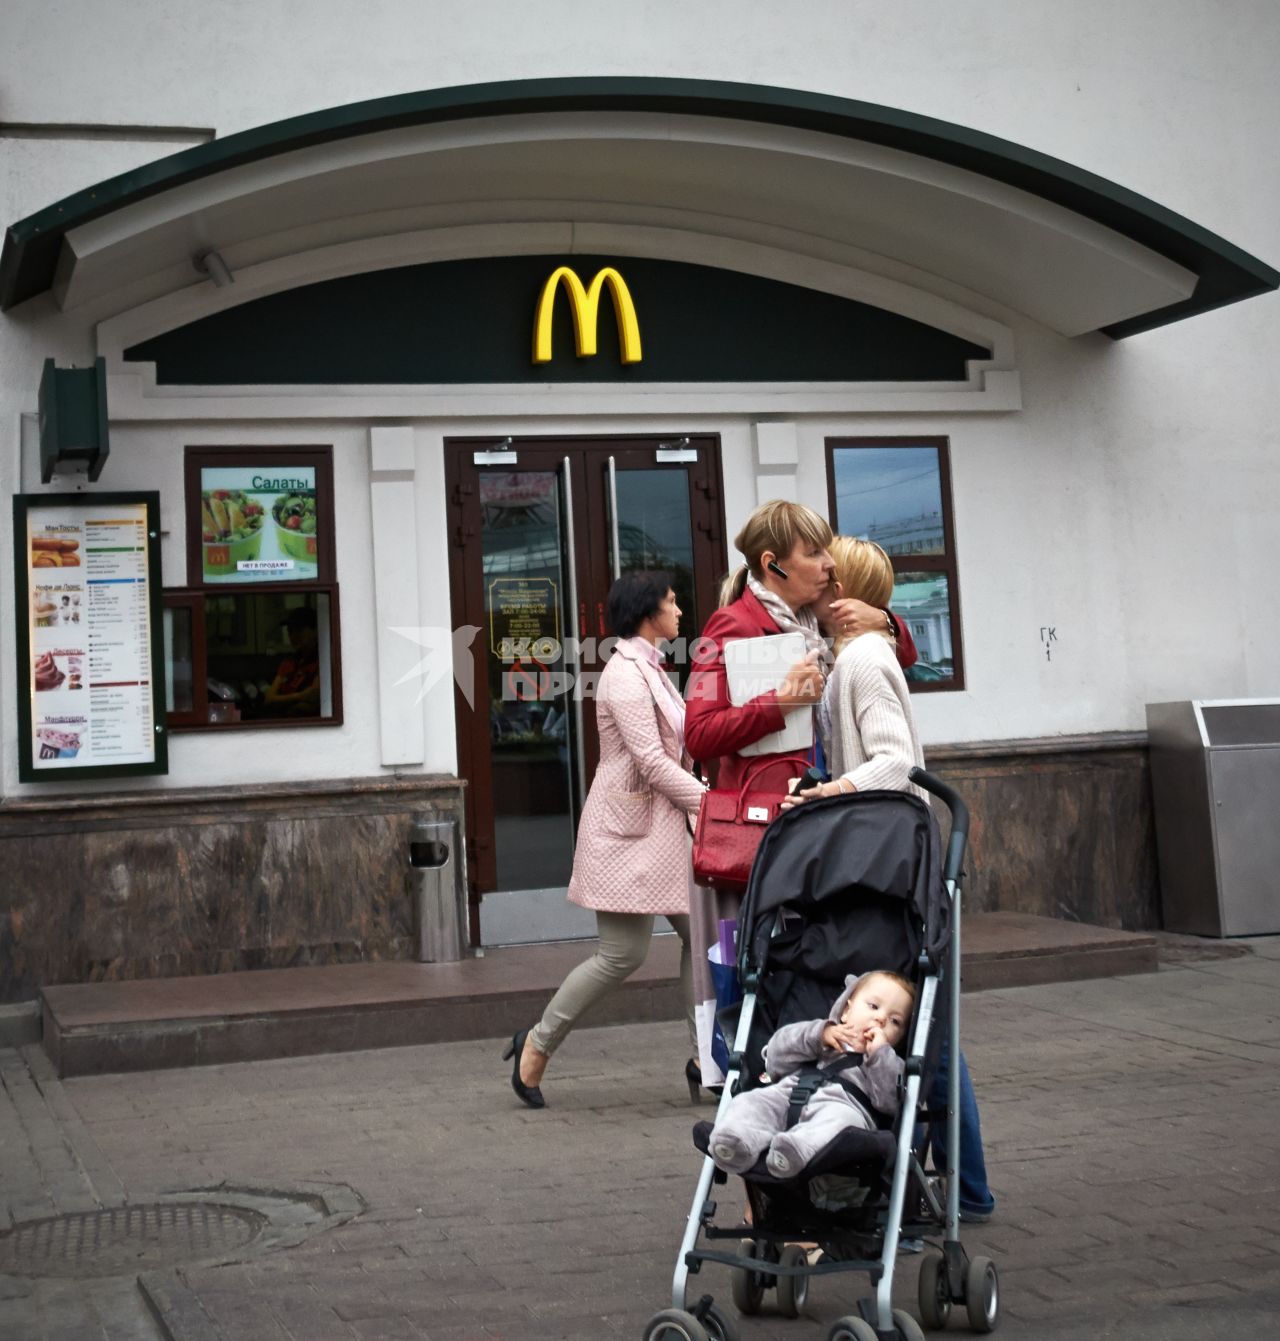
[644, 768, 1001, 1341]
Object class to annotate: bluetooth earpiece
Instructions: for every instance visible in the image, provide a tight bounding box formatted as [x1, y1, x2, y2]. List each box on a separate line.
[766, 558, 790, 580]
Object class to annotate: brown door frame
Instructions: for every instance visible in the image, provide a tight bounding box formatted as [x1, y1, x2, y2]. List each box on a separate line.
[445, 432, 726, 942]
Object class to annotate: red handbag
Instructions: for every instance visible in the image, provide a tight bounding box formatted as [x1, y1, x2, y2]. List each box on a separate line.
[692, 754, 813, 893]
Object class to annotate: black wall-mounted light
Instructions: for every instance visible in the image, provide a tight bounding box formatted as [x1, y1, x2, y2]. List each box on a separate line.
[38, 357, 110, 483]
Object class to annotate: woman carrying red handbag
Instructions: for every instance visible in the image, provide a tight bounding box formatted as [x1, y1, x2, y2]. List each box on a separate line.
[683, 500, 918, 1093]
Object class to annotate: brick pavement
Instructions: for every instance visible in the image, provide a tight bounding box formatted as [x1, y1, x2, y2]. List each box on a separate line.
[3, 938, 1279, 1340]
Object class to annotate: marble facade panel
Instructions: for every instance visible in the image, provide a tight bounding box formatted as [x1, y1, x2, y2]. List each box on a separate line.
[0, 739, 1158, 1002]
[0, 777, 464, 1002]
[927, 733, 1159, 931]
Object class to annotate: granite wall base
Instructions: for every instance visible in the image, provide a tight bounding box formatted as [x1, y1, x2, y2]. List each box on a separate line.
[0, 776, 465, 1004]
[0, 736, 1160, 1003]
[926, 731, 1160, 931]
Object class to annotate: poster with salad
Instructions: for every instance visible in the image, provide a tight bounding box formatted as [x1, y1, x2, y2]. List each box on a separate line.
[199, 466, 319, 583]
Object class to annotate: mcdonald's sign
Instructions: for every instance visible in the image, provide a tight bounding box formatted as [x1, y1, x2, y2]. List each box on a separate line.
[532, 266, 642, 365]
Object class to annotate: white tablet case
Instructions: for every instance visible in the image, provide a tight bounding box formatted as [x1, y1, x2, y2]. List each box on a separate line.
[723, 632, 815, 758]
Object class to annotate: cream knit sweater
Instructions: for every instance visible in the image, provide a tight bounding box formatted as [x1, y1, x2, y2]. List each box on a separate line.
[821, 632, 928, 800]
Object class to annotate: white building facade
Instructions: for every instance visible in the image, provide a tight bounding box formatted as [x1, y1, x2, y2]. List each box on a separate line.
[2, 2, 1277, 999]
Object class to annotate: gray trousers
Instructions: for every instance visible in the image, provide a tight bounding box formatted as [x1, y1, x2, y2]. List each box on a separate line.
[709, 1075, 875, 1177]
[530, 911, 694, 1057]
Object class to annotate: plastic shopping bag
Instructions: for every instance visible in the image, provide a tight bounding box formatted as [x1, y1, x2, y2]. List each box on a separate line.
[707, 933, 743, 1076]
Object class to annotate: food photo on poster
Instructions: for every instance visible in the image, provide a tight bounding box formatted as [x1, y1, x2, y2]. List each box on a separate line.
[35, 719, 85, 760]
[32, 583, 82, 627]
[30, 530, 82, 568]
[33, 648, 84, 692]
[32, 590, 59, 626]
[200, 466, 319, 583]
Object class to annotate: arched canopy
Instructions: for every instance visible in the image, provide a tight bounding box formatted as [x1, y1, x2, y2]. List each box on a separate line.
[3, 77, 1275, 337]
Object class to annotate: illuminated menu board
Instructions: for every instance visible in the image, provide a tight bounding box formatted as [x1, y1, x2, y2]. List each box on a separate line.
[14, 493, 168, 782]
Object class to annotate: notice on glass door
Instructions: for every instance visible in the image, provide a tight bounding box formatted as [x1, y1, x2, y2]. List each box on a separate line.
[23, 499, 159, 773]
[489, 576, 560, 660]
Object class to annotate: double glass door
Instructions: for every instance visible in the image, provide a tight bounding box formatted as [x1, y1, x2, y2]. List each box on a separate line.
[445, 436, 726, 945]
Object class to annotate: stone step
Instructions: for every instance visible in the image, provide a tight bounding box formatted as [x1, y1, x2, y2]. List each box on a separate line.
[39, 912, 1158, 1077]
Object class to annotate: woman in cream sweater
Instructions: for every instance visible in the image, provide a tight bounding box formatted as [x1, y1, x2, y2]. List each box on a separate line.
[785, 535, 926, 803]
[785, 535, 998, 1224]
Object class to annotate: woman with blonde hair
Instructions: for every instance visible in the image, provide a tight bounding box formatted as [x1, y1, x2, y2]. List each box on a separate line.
[783, 535, 927, 803]
[785, 535, 998, 1224]
[683, 503, 919, 1092]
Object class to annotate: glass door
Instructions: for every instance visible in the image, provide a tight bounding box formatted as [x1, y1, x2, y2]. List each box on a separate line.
[597, 443, 711, 696]
[476, 459, 591, 942]
[446, 435, 725, 945]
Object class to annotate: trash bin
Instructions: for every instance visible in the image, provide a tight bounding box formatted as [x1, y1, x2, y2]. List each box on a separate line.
[409, 817, 466, 962]
[1146, 699, 1280, 936]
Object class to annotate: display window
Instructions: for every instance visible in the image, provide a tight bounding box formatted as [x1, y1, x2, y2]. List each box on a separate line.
[825, 436, 964, 692]
[165, 447, 342, 728]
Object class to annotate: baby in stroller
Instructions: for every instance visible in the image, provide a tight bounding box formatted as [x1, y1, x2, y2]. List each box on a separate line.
[651, 784, 1003, 1340]
[708, 970, 915, 1178]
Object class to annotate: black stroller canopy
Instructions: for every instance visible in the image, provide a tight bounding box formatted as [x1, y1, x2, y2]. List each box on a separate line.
[741, 791, 951, 980]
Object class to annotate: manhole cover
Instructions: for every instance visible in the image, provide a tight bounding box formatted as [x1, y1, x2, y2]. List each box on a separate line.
[0, 1202, 266, 1278]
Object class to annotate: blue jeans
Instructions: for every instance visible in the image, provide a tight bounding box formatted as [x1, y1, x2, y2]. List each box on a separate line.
[922, 1043, 996, 1216]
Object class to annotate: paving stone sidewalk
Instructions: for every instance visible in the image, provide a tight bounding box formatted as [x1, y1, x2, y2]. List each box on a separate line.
[3, 938, 1280, 1341]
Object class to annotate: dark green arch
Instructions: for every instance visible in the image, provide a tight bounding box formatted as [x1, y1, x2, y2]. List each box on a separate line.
[3, 76, 1275, 335]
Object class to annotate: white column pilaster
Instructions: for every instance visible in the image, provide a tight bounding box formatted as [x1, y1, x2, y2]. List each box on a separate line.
[369, 426, 426, 766]
[753, 420, 799, 503]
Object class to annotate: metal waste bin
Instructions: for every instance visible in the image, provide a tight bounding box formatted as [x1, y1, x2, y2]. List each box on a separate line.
[409, 817, 466, 962]
[1146, 699, 1280, 936]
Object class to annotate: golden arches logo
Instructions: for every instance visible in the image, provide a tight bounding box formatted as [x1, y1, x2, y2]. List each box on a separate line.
[532, 266, 642, 365]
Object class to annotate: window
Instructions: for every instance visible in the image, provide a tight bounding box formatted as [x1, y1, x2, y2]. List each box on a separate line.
[164, 447, 342, 728]
[826, 437, 964, 692]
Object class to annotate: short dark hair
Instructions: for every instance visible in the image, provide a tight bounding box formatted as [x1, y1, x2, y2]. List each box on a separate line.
[282, 606, 317, 631]
[607, 571, 673, 638]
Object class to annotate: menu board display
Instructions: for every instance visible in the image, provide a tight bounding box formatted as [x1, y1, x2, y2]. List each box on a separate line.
[14, 493, 167, 782]
[198, 465, 318, 584]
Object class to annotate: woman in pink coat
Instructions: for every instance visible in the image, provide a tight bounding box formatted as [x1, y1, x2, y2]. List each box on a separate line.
[504, 571, 707, 1108]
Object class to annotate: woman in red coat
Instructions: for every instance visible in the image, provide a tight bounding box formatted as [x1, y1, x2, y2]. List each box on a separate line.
[683, 500, 918, 1091]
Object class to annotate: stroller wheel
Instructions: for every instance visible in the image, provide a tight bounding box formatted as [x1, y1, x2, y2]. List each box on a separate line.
[699, 1302, 741, 1341]
[643, 1308, 709, 1341]
[892, 1309, 927, 1341]
[730, 1239, 765, 1315]
[917, 1252, 953, 1329]
[827, 1317, 877, 1341]
[964, 1256, 1000, 1333]
[775, 1244, 810, 1317]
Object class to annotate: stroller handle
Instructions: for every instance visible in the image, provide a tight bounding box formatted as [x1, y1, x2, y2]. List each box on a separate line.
[909, 767, 968, 832]
[910, 767, 970, 883]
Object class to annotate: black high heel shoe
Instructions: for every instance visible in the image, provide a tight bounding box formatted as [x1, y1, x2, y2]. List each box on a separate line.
[685, 1058, 724, 1104]
[503, 1028, 546, 1109]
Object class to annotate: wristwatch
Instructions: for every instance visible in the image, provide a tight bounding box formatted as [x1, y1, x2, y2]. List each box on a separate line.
[883, 610, 896, 638]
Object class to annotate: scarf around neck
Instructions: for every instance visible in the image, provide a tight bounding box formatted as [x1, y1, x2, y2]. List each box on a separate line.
[746, 573, 834, 674]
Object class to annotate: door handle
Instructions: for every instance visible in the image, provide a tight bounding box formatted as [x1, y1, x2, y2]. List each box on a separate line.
[561, 457, 588, 811]
[606, 455, 621, 580]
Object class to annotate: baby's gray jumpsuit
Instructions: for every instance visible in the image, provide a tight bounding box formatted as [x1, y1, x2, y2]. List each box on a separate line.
[708, 976, 905, 1178]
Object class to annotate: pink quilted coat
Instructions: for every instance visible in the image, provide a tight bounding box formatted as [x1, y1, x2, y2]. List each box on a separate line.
[567, 639, 707, 915]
